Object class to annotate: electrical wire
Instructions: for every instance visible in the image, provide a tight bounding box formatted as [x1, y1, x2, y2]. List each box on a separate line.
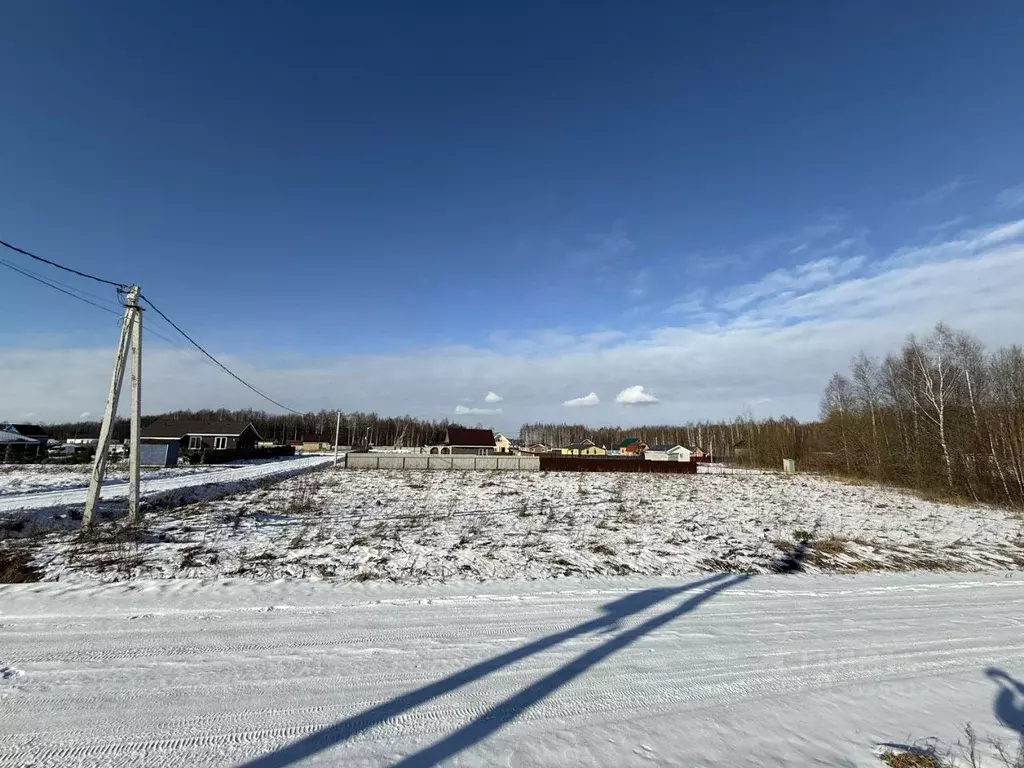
[1, 258, 123, 317]
[0, 256, 123, 307]
[0, 234, 299, 415]
[0, 237, 127, 288]
[1, 257, 195, 350]
[139, 293, 301, 414]
[142, 322, 188, 348]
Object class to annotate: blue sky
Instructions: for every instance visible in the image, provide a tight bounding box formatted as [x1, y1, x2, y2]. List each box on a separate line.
[2, 2, 1024, 426]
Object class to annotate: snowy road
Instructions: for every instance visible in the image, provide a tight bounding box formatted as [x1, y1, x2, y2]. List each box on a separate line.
[0, 455, 335, 514]
[2, 574, 1023, 767]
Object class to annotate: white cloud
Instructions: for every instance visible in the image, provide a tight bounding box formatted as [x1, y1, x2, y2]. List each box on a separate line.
[454, 405, 502, 416]
[483, 391, 503, 403]
[615, 385, 659, 405]
[563, 392, 600, 407]
[718, 254, 867, 312]
[886, 219, 1024, 268]
[996, 184, 1024, 209]
[78, 412, 91, 419]
[5, 218, 1024, 427]
[24, 412, 37, 418]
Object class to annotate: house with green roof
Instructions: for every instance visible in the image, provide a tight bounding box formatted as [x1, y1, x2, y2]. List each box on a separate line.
[618, 437, 647, 455]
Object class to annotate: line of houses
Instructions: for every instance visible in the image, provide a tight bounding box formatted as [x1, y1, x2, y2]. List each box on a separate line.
[421, 428, 709, 462]
[518, 437, 708, 462]
[5, 418, 716, 466]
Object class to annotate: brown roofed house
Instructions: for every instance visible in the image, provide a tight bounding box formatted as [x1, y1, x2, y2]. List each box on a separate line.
[443, 427, 496, 455]
[141, 418, 262, 451]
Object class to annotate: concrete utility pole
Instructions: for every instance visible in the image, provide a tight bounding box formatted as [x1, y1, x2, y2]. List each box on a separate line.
[83, 285, 141, 529]
[128, 292, 143, 522]
[333, 410, 341, 467]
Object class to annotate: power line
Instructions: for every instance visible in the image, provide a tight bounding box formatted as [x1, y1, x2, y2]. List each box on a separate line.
[142, 321, 187, 348]
[139, 293, 301, 414]
[0, 256, 122, 307]
[0, 258, 123, 317]
[0, 237, 127, 288]
[1, 256, 186, 348]
[1, 233, 299, 414]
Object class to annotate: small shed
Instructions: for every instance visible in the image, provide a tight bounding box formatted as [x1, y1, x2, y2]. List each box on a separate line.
[139, 440, 179, 468]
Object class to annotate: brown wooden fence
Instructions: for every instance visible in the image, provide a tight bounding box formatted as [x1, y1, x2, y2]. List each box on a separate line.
[538, 456, 698, 473]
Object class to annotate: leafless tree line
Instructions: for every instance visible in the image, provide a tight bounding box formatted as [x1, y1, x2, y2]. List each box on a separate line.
[818, 323, 1024, 506]
[517, 421, 766, 456]
[524, 323, 1024, 507]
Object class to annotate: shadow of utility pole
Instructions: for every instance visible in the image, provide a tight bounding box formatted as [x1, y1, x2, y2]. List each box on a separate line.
[237, 573, 746, 768]
[770, 521, 821, 573]
[392, 573, 749, 768]
[986, 667, 1024, 737]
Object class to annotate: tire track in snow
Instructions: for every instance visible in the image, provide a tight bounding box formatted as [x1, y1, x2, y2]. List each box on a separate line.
[5, 638, 1023, 759]
[2, 575, 1023, 767]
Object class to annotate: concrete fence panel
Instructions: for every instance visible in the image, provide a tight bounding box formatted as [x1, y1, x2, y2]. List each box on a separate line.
[345, 452, 541, 471]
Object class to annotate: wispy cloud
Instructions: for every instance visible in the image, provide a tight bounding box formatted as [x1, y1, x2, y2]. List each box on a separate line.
[903, 177, 967, 206]
[888, 218, 1024, 268]
[483, 391, 503, 403]
[691, 215, 848, 275]
[996, 183, 1024, 210]
[741, 215, 846, 262]
[568, 221, 634, 266]
[919, 216, 967, 235]
[628, 268, 649, 299]
[563, 392, 600, 407]
[615, 385, 659, 405]
[454, 405, 502, 416]
[7, 218, 1024, 425]
[717, 254, 867, 312]
[666, 290, 706, 315]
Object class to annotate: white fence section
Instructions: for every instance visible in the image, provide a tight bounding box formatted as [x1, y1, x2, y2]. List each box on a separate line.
[345, 453, 540, 471]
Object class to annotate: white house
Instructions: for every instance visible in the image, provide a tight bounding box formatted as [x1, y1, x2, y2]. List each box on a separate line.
[645, 444, 692, 462]
[66, 436, 100, 446]
[493, 432, 513, 454]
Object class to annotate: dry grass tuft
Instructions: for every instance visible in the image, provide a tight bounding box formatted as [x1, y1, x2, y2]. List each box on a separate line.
[0, 548, 42, 583]
[879, 751, 942, 768]
[815, 536, 848, 554]
[69, 524, 146, 577]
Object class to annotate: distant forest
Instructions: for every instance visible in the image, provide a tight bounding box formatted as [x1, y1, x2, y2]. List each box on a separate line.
[42, 323, 1024, 508]
[44, 410, 455, 449]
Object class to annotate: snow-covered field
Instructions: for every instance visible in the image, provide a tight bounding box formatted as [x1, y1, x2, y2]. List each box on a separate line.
[1, 573, 1022, 767]
[16, 466, 1024, 582]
